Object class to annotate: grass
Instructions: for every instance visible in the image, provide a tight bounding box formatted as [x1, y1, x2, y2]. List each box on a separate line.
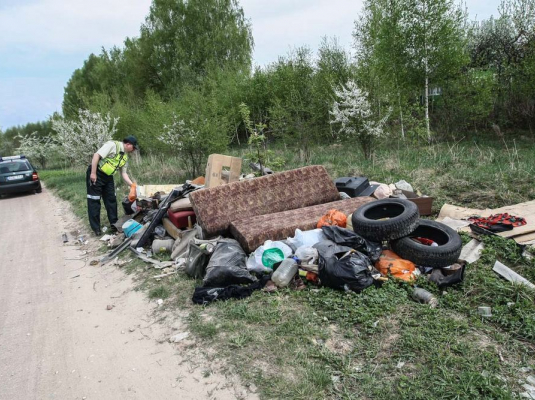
[41, 136, 535, 399]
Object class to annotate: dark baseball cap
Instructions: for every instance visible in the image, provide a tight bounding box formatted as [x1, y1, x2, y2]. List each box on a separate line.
[123, 135, 139, 150]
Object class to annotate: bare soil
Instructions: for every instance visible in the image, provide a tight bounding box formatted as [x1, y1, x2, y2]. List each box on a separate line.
[0, 187, 256, 400]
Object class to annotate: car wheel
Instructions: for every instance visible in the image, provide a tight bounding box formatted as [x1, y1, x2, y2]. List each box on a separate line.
[36, 186, 42, 193]
[390, 219, 462, 268]
[352, 198, 419, 241]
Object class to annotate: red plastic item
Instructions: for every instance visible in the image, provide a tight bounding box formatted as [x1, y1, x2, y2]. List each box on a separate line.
[167, 209, 196, 229]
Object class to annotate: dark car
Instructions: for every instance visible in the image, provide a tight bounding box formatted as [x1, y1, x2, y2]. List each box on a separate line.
[0, 155, 42, 197]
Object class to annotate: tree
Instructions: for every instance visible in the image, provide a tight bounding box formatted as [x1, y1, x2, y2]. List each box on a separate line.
[16, 132, 57, 169]
[330, 81, 389, 159]
[469, 0, 535, 130]
[354, 0, 468, 141]
[312, 37, 354, 141]
[268, 47, 318, 162]
[139, 0, 253, 96]
[157, 87, 229, 177]
[354, 0, 408, 138]
[51, 110, 118, 166]
[402, 0, 468, 140]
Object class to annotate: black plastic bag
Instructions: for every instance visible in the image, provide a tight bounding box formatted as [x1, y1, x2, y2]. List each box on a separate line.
[192, 275, 270, 304]
[321, 226, 382, 262]
[185, 242, 212, 279]
[122, 197, 135, 215]
[203, 239, 257, 287]
[314, 240, 374, 292]
[142, 209, 159, 223]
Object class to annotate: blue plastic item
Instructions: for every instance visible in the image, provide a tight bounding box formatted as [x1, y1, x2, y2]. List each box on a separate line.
[122, 219, 142, 238]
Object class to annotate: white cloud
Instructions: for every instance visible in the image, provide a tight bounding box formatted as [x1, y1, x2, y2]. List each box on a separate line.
[0, 0, 151, 53]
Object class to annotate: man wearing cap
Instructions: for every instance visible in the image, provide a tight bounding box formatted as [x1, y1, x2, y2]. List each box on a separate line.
[86, 136, 138, 236]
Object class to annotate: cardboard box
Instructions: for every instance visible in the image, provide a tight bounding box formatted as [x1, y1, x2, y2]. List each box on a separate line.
[402, 190, 434, 216]
[205, 154, 242, 188]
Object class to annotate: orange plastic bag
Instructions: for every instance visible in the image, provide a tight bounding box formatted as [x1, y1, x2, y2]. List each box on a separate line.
[128, 183, 137, 202]
[375, 250, 416, 282]
[317, 209, 347, 229]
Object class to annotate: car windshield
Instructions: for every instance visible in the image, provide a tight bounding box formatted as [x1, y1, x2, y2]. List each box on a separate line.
[0, 160, 31, 174]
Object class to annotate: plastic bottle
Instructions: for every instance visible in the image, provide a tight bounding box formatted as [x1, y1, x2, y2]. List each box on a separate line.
[411, 287, 438, 308]
[271, 258, 298, 288]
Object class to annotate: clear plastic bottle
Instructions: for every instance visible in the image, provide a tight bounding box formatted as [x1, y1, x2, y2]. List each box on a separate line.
[411, 287, 438, 308]
[271, 258, 298, 288]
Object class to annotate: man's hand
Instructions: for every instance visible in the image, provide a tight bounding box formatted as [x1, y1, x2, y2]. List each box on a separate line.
[90, 173, 97, 184]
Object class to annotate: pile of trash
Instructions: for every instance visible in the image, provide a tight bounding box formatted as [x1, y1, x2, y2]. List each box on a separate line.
[98, 161, 533, 308]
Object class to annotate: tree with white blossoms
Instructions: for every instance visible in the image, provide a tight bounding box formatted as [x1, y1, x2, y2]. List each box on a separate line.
[158, 115, 205, 177]
[16, 132, 57, 169]
[51, 109, 118, 166]
[330, 80, 389, 160]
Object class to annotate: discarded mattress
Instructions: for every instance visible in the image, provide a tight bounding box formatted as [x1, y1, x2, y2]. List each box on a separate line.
[230, 196, 373, 253]
[189, 165, 374, 252]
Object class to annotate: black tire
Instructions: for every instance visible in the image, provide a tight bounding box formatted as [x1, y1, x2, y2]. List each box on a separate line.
[36, 185, 42, 193]
[390, 219, 462, 268]
[351, 198, 419, 241]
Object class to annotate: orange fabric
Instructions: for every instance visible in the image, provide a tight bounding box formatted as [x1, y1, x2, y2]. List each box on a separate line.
[128, 183, 137, 202]
[317, 209, 347, 229]
[375, 250, 416, 282]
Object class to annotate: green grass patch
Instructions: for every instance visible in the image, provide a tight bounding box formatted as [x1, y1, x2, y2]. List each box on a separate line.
[148, 285, 170, 299]
[41, 139, 535, 399]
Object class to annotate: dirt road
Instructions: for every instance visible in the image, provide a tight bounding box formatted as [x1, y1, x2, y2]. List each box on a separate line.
[0, 187, 254, 400]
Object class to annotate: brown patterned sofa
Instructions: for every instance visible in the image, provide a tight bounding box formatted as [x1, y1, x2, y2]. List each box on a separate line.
[189, 165, 373, 253]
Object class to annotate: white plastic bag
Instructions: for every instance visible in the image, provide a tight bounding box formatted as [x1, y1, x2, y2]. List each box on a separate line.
[292, 228, 327, 248]
[253, 240, 293, 268]
[246, 253, 272, 274]
[295, 246, 318, 265]
[263, 240, 293, 258]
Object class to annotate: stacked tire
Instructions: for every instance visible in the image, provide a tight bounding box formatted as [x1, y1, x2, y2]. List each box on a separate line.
[352, 199, 462, 268]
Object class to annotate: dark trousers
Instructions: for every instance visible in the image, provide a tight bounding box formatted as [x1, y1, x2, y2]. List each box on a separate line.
[86, 166, 118, 233]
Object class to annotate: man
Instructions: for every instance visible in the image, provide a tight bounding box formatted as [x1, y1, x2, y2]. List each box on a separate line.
[86, 136, 138, 236]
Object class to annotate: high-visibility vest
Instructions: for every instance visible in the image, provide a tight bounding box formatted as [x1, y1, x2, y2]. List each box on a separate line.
[98, 141, 127, 176]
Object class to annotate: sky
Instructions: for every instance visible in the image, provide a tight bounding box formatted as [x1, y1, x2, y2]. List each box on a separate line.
[0, 0, 501, 130]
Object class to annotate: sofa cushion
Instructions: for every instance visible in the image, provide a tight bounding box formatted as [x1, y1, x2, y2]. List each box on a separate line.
[189, 165, 340, 237]
[229, 196, 374, 253]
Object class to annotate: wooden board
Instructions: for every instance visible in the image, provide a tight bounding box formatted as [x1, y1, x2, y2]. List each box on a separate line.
[138, 184, 182, 197]
[162, 217, 182, 240]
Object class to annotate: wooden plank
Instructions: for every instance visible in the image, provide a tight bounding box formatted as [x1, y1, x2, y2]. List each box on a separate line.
[162, 217, 182, 240]
[138, 184, 182, 197]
